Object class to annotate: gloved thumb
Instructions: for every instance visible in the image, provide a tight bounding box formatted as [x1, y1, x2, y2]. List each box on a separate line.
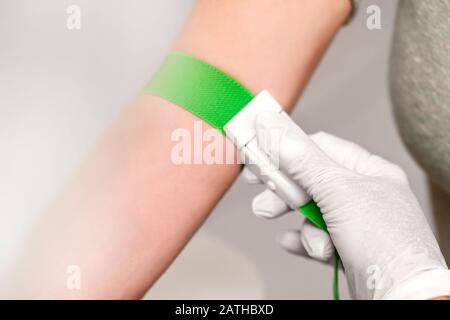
[255, 112, 350, 199]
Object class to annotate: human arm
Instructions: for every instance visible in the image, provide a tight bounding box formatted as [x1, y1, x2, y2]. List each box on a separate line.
[9, 0, 352, 298]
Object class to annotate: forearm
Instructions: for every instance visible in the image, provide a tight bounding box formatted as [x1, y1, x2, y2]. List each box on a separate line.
[11, 0, 351, 298]
[12, 97, 240, 299]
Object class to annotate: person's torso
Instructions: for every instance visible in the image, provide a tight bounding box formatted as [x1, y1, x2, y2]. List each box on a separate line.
[390, 0, 450, 193]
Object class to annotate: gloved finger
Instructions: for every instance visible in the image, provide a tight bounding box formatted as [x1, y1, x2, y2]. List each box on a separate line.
[309, 131, 407, 181]
[252, 189, 290, 219]
[276, 229, 307, 256]
[243, 165, 311, 208]
[277, 222, 334, 263]
[300, 221, 335, 261]
[241, 167, 262, 184]
[255, 112, 350, 194]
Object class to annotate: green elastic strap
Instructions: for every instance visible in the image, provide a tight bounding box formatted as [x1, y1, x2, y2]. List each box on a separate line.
[145, 51, 254, 135]
[145, 51, 337, 298]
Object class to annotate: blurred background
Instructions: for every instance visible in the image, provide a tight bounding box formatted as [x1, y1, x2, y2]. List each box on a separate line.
[1, 0, 430, 299]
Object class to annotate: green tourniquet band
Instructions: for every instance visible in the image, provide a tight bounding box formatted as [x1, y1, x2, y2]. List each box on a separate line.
[145, 51, 337, 298]
[145, 51, 254, 135]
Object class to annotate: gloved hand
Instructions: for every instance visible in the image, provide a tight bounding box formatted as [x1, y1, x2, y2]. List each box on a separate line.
[244, 111, 450, 300]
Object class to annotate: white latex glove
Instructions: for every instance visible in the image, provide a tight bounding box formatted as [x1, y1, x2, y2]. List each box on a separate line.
[244, 111, 450, 300]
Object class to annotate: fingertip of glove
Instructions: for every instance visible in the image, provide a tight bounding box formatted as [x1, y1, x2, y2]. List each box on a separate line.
[277, 230, 304, 253]
[252, 190, 288, 219]
[251, 197, 278, 219]
[300, 226, 334, 262]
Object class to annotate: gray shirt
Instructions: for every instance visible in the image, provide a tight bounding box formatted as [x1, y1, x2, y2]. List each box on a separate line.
[390, 0, 450, 194]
